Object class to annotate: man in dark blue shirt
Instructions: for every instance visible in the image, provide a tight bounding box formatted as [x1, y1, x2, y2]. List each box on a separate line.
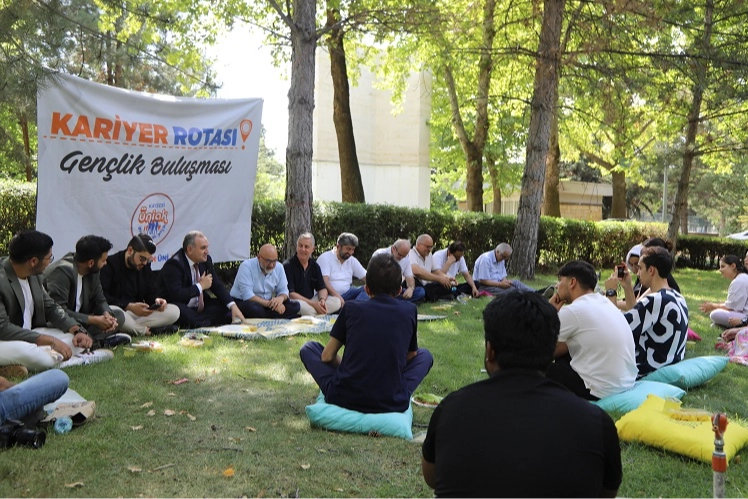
[299, 252, 433, 413]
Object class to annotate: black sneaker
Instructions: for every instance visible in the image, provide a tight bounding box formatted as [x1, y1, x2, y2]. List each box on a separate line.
[149, 325, 179, 336]
[100, 333, 132, 348]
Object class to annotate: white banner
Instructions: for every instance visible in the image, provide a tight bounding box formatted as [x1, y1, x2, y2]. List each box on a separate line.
[37, 73, 262, 269]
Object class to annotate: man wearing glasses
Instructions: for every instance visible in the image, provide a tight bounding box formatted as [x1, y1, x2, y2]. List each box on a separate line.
[472, 242, 535, 295]
[100, 234, 180, 336]
[159, 231, 245, 328]
[0, 230, 99, 375]
[372, 239, 425, 304]
[231, 244, 301, 319]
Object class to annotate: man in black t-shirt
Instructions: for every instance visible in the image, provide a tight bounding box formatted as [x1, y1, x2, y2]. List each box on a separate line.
[283, 233, 341, 316]
[422, 291, 622, 497]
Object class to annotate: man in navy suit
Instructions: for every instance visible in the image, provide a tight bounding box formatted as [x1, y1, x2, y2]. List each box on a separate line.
[158, 231, 244, 328]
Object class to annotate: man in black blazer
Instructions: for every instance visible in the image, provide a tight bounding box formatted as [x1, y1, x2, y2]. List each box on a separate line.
[44, 235, 128, 347]
[158, 231, 244, 328]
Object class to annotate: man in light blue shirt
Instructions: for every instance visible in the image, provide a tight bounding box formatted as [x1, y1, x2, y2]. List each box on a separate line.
[472, 243, 535, 295]
[230, 244, 301, 319]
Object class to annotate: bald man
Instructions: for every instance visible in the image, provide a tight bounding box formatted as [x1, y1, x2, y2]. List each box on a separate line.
[230, 244, 301, 319]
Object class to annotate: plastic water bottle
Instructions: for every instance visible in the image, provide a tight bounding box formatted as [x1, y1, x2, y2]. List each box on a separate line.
[54, 416, 73, 434]
[457, 294, 469, 305]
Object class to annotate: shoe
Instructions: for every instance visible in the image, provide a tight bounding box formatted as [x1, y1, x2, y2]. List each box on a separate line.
[100, 333, 132, 348]
[149, 325, 179, 336]
[0, 365, 28, 379]
[59, 349, 114, 368]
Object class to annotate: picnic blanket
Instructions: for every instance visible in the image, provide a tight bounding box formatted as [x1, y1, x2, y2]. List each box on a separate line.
[184, 313, 448, 341]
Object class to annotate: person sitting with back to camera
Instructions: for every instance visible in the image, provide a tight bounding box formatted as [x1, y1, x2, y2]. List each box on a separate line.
[299, 252, 433, 413]
[699, 254, 748, 328]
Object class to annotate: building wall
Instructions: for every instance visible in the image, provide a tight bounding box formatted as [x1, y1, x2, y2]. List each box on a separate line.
[312, 51, 431, 208]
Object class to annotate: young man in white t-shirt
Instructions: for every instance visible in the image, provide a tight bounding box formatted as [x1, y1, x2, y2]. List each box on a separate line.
[548, 260, 637, 399]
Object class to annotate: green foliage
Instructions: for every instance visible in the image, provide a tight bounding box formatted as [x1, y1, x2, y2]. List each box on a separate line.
[0, 180, 36, 254]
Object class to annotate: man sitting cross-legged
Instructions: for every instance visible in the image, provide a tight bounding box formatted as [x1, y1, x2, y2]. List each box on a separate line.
[283, 233, 341, 316]
[547, 260, 637, 400]
[421, 291, 622, 497]
[43, 235, 129, 348]
[299, 253, 434, 413]
[431, 241, 480, 300]
[372, 239, 426, 304]
[231, 244, 301, 319]
[0, 230, 111, 372]
[472, 242, 535, 294]
[100, 234, 180, 336]
[409, 234, 453, 302]
[317, 232, 368, 308]
[606, 246, 689, 377]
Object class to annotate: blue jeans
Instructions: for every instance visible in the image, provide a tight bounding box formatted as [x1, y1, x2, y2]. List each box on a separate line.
[0, 369, 69, 424]
[341, 286, 369, 301]
[397, 285, 426, 304]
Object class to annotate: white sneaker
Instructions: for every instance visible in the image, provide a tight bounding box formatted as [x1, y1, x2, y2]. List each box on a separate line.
[59, 349, 114, 368]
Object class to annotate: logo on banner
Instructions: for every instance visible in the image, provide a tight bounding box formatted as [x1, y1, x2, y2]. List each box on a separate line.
[131, 193, 174, 245]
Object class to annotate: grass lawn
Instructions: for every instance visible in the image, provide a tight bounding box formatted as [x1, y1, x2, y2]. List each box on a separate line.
[1, 268, 747, 497]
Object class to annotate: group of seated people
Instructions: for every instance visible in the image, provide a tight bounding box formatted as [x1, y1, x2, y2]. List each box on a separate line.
[0, 227, 728, 497]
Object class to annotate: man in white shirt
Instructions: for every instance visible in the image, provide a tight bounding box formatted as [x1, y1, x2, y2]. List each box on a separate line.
[317, 232, 367, 308]
[409, 234, 453, 302]
[431, 241, 480, 300]
[548, 260, 637, 400]
[472, 243, 534, 294]
[372, 239, 425, 304]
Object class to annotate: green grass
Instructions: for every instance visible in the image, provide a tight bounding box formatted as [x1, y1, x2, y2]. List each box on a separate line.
[0, 269, 746, 497]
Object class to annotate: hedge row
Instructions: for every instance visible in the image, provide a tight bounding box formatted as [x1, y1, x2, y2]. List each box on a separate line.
[2, 181, 745, 282]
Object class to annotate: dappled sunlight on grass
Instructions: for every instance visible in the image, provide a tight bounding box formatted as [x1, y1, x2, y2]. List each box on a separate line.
[251, 361, 293, 382]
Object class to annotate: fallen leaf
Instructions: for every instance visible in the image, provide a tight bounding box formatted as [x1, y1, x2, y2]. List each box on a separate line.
[335, 488, 344, 492]
[167, 392, 176, 396]
[179, 410, 187, 414]
[186, 413, 197, 421]
[228, 437, 244, 443]
[223, 467, 235, 477]
[140, 401, 153, 408]
[453, 311, 461, 316]
[131, 425, 144, 431]
[316, 448, 328, 453]
[127, 466, 142, 473]
[65, 482, 84, 488]
[164, 409, 176, 416]
[168, 378, 189, 385]
[194, 377, 205, 384]
[146, 410, 155, 417]
[245, 426, 256, 432]
[300, 463, 310, 470]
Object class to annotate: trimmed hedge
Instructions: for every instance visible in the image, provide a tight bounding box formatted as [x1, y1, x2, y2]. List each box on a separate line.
[3, 182, 747, 282]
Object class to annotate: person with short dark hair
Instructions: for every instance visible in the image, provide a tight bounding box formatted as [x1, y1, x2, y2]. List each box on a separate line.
[100, 234, 180, 336]
[547, 260, 637, 400]
[158, 231, 244, 328]
[0, 230, 111, 372]
[699, 254, 748, 327]
[44, 235, 129, 348]
[422, 291, 623, 497]
[606, 246, 688, 376]
[616, 237, 681, 310]
[430, 241, 480, 300]
[299, 253, 433, 413]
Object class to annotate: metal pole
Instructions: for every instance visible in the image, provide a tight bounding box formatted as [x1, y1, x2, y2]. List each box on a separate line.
[712, 413, 728, 498]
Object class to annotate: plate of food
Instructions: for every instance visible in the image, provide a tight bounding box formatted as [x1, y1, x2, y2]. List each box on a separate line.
[412, 393, 443, 408]
[131, 341, 164, 352]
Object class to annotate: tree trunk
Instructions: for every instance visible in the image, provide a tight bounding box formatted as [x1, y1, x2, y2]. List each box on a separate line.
[442, 0, 497, 212]
[611, 170, 626, 218]
[486, 152, 502, 214]
[542, 106, 561, 217]
[283, 0, 316, 260]
[19, 114, 32, 181]
[510, 0, 565, 279]
[326, 6, 364, 203]
[666, 0, 713, 252]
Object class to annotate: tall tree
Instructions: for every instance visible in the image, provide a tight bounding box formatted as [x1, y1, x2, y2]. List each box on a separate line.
[510, 0, 565, 279]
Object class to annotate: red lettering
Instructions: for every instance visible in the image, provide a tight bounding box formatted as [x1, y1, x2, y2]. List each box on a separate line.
[153, 125, 168, 144]
[71, 115, 92, 138]
[51, 112, 73, 135]
[93, 117, 113, 140]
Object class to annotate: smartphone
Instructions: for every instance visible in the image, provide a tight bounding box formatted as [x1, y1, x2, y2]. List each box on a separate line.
[148, 302, 160, 310]
[616, 265, 625, 279]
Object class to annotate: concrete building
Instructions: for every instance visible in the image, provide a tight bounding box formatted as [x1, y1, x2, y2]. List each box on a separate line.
[312, 51, 432, 209]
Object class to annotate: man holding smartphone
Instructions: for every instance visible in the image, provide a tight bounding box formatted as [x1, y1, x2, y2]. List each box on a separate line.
[101, 234, 180, 336]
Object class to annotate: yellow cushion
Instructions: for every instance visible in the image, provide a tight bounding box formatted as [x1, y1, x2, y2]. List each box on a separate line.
[616, 395, 748, 464]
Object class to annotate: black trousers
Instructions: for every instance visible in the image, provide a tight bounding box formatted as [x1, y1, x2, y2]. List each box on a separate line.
[545, 354, 599, 401]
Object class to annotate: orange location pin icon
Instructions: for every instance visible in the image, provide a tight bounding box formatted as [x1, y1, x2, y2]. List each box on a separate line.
[240, 120, 252, 149]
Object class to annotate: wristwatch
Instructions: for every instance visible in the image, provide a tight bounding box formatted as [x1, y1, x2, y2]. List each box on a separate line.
[605, 289, 617, 297]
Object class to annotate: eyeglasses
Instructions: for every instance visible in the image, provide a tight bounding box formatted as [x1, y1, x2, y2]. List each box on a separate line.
[258, 254, 278, 265]
[392, 246, 409, 260]
[46, 254, 54, 262]
[137, 254, 150, 264]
